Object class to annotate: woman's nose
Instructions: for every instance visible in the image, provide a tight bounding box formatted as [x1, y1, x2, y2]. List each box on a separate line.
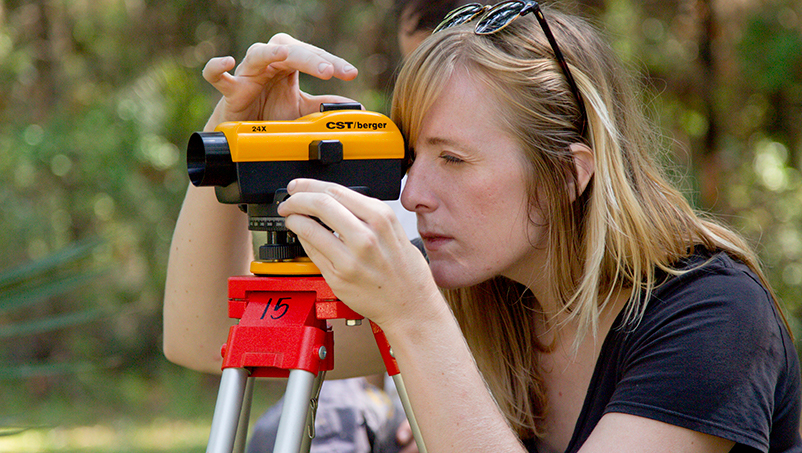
[400, 158, 437, 213]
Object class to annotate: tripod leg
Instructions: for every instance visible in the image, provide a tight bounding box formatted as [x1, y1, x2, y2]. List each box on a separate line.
[298, 371, 325, 453]
[392, 374, 428, 453]
[207, 368, 250, 453]
[273, 369, 316, 453]
[233, 376, 255, 453]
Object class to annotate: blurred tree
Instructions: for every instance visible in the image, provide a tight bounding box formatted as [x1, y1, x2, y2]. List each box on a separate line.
[605, 0, 802, 335]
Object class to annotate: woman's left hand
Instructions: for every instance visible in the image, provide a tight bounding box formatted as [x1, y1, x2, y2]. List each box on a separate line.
[277, 178, 442, 330]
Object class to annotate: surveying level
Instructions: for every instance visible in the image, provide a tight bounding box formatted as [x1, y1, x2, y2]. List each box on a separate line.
[187, 104, 426, 453]
[188, 102, 407, 276]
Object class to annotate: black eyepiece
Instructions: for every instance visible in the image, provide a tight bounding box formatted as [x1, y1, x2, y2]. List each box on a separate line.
[187, 132, 237, 187]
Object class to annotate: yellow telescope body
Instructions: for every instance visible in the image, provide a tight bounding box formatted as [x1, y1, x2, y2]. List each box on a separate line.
[216, 109, 404, 163]
[188, 106, 406, 204]
[186, 104, 407, 275]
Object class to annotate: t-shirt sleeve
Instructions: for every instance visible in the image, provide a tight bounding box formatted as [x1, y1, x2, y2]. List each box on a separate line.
[603, 257, 790, 452]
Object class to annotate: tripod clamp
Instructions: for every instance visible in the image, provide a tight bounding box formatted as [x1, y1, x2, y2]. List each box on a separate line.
[205, 273, 426, 453]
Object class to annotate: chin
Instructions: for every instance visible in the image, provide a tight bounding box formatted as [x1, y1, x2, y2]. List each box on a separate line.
[429, 262, 488, 290]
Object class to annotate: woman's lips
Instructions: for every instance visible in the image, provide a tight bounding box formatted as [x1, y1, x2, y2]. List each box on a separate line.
[419, 233, 452, 252]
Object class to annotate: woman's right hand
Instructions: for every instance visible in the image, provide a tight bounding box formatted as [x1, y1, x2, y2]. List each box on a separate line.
[201, 33, 359, 131]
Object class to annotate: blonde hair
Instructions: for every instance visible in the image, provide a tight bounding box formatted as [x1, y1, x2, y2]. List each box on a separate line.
[391, 7, 782, 440]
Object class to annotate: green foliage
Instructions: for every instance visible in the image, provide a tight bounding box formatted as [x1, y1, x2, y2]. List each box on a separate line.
[604, 0, 802, 335]
[0, 238, 106, 378]
[739, 6, 802, 94]
[728, 2, 802, 331]
[724, 136, 802, 336]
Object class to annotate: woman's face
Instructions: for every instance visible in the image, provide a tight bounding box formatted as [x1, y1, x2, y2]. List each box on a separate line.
[400, 70, 548, 289]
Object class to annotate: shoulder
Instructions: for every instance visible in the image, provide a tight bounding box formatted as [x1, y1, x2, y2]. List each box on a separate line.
[619, 249, 789, 371]
[638, 249, 779, 344]
[601, 249, 801, 451]
[610, 248, 795, 403]
[617, 249, 779, 366]
[654, 249, 768, 304]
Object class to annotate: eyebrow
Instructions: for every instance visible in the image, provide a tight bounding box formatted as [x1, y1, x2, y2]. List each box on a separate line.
[424, 136, 465, 149]
[421, 136, 484, 158]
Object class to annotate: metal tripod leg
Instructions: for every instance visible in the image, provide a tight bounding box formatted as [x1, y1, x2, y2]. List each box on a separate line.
[207, 368, 250, 453]
[233, 377, 255, 453]
[392, 374, 428, 453]
[299, 371, 325, 453]
[273, 369, 316, 453]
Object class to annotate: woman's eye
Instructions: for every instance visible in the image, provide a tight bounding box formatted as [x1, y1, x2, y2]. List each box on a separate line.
[441, 154, 463, 164]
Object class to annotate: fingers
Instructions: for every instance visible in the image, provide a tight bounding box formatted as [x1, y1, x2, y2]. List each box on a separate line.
[278, 179, 437, 327]
[202, 56, 237, 96]
[279, 182, 357, 263]
[236, 42, 289, 78]
[268, 33, 358, 80]
[280, 185, 366, 246]
[281, 179, 405, 243]
[277, 179, 407, 282]
[201, 33, 360, 124]
[237, 34, 357, 82]
[282, 214, 341, 273]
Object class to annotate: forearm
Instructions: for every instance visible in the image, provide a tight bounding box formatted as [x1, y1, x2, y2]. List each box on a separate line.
[385, 301, 526, 453]
[163, 185, 252, 374]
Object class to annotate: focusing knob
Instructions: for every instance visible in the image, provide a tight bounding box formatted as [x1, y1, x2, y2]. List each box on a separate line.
[259, 243, 305, 261]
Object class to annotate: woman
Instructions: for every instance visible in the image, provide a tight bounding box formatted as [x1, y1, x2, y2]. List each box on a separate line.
[164, 3, 801, 452]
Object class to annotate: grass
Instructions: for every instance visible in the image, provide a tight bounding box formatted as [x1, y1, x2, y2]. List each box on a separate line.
[0, 420, 209, 453]
[0, 359, 285, 453]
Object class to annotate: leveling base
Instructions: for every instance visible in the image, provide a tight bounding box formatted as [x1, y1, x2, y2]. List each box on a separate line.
[205, 262, 426, 453]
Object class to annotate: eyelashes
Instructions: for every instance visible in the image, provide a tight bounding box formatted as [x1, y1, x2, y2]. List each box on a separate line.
[440, 154, 464, 164]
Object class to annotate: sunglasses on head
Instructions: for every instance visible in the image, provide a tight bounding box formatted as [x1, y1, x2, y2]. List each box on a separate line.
[434, 1, 588, 136]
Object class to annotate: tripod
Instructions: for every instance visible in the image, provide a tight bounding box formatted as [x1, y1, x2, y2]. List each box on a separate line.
[204, 267, 427, 453]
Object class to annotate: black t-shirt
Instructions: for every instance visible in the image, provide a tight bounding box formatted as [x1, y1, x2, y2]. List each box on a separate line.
[525, 249, 802, 452]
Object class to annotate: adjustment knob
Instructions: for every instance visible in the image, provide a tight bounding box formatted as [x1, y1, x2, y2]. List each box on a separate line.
[259, 243, 305, 261]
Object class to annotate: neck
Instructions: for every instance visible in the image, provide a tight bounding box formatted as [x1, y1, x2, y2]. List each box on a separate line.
[532, 286, 632, 349]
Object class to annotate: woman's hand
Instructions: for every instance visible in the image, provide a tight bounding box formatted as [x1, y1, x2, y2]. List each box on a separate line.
[201, 33, 359, 130]
[277, 179, 444, 330]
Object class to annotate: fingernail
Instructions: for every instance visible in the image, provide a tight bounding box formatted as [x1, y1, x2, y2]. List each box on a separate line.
[287, 180, 296, 192]
[343, 64, 355, 72]
[318, 62, 331, 73]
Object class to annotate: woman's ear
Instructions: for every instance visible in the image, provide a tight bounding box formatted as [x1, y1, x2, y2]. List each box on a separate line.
[568, 143, 594, 202]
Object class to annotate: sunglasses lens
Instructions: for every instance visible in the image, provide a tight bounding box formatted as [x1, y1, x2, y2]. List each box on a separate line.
[444, 3, 485, 21]
[433, 14, 473, 33]
[433, 3, 486, 33]
[475, 2, 524, 34]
